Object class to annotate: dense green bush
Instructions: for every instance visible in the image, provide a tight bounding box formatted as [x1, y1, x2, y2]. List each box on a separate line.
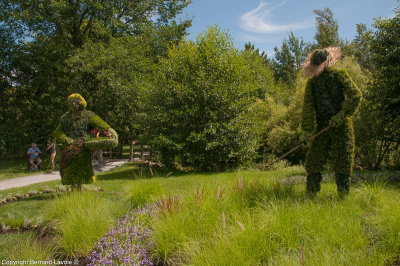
[143, 25, 274, 170]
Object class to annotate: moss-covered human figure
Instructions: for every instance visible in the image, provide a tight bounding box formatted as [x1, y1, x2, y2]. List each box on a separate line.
[301, 47, 361, 197]
[55, 94, 118, 188]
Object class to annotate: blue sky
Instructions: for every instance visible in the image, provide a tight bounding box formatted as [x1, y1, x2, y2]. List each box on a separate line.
[179, 0, 397, 57]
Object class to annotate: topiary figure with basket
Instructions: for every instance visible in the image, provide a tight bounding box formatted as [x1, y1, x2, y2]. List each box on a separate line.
[54, 94, 118, 189]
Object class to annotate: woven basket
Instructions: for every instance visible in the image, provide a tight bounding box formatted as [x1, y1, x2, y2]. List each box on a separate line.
[84, 137, 118, 151]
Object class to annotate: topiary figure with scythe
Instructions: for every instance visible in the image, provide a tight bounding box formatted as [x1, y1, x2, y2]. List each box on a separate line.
[54, 93, 118, 188]
[301, 47, 361, 197]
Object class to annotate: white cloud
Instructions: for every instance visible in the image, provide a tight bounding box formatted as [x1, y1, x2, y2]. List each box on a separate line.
[240, 1, 313, 33]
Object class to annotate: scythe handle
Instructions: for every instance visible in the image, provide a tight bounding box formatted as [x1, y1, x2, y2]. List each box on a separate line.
[263, 125, 332, 170]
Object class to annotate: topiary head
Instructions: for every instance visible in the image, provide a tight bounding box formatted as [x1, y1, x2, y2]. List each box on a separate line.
[67, 93, 87, 112]
[311, 49, 329, 66]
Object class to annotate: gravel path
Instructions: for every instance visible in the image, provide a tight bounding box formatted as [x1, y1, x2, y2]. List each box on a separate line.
[0, 159, 129, 191]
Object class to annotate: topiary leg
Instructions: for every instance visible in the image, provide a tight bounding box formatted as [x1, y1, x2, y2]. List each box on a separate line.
[306, 173, 323, 197]
[335, 173, 350, 197]
[59, 141, 94, 189]
[305, 132, 330, 196]
[330, 118, 355, 196]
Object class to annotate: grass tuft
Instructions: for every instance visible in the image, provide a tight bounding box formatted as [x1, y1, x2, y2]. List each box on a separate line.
[46, 191, 119, 258]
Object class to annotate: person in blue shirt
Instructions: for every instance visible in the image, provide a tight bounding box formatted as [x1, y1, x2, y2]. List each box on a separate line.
[27, 142, 42, 170]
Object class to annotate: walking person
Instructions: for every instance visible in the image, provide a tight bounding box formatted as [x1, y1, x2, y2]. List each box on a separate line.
[46, 138, 56, 170]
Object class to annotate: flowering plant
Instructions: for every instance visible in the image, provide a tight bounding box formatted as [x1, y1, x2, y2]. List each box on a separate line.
[88, 209, 153, 265]
[90, 129, 111, 138]
[91, 129, 99, 138]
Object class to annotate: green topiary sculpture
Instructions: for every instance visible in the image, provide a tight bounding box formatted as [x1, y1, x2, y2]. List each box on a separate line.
[302, 47, 361, 197]
[54, 93, 118, 188]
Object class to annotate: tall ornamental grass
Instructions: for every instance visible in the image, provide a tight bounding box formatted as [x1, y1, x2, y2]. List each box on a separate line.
[147, 174, 400, 265]
[46, 191, 122, 258]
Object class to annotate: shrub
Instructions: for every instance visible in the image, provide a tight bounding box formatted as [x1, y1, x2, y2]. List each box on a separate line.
[144, 25, 274, 170]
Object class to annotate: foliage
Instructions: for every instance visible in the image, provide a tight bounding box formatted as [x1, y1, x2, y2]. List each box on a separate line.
[67, 36, 155, 143]
[68, 93, 87, 111]
[350, 23, 374, 71]
[0, 0, 191, 154]
[144, 25, 274, 170]
[244, 42, 269, 67]
[301, 65, 361, 194]
[271, 31, 310, 92]
[60, 110, 95, 141]
[369, 6, 400, 144]
[313, 8, 340, 48]
[84, 137, 118, 151]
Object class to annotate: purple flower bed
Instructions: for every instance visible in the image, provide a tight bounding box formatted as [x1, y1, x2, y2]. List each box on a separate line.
[88, 209, 153, 265]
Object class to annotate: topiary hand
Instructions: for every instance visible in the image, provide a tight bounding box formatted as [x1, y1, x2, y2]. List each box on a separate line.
[329, 112, 345, 127]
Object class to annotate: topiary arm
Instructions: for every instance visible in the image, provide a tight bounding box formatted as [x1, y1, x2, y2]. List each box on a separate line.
[337, 69, 361, 117]
[85, 115, 118, 150]
[89, 115, 111, 132]
[55, 123, 73, 144]
[329, 69, 362, 127]
[301, 80, 317, 134]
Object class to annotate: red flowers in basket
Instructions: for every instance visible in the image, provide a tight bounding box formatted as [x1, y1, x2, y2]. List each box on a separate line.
[91, 129, 110, 138]
[91, 129, 99, 138]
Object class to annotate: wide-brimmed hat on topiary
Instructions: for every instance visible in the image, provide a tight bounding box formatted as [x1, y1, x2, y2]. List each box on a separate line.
[303, 47, 342, 77]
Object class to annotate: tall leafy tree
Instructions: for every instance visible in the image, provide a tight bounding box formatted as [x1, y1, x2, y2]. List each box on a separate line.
[368, 5, 400, 146]
[351, 23, 373, 71]
[313, 8, 340, 48]
[0, 0, 191, 153]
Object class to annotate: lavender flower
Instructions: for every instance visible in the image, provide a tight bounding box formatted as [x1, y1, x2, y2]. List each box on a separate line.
[88, 209, 153, 265]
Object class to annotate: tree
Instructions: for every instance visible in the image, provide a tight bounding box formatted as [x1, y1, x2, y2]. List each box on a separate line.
[313, 8, 340, 48]
[66, 36, 155, 144]
[271, 31, 309, 90]
[144, 26, 274, 169]
[361, 5, 400, 168]
[244, 42, 269, 67]
[0, 0, 192, 154]
[0, 0, 191, 49]
[351, 23, 373, 71]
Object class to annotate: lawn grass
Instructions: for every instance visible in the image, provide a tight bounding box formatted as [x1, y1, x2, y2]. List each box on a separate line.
[0, 162, 399, 265]
[0, 158, 58, 181]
